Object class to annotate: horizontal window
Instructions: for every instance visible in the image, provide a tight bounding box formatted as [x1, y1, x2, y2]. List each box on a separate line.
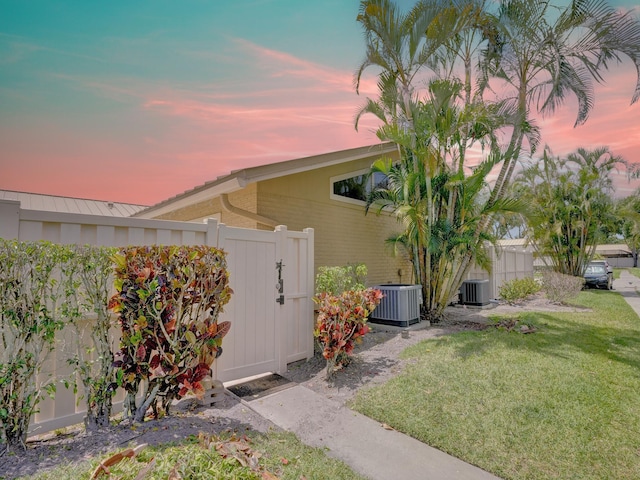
[330, 169, 388, 204]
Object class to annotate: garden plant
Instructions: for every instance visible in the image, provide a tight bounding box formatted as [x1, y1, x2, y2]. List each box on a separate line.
[63, 245, 119, 431]
[109, 245, 232, 422]
[314, 264, 382, 375]
[0, 241, 73, 450]
[498, 277, 540, 304]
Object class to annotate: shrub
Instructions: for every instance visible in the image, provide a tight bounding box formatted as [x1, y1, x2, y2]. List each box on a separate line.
[108, 245, 232, 423]
[314, 263, 381, 376]
[541, 271, 584, 304]
[498, 277, 541, 304]
[63, 245, 118, 431]
[315, 263, 367, 296]
[314, 289, 382, 376]
[0, 241, 72, 451]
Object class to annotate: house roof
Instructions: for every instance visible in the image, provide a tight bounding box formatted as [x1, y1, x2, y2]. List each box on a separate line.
[0, 189, 147, 217]
[497, 238, 530, 249]
[133, 143, 397, 219]
[596, 244, 632, 256]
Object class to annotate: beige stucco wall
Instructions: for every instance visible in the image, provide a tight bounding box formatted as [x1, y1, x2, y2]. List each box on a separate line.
[154, 184, 260, 229]
[257, 154, 412, 287]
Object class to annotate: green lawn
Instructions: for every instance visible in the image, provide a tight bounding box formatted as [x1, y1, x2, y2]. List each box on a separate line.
[351, 290, 640, 480]
[19, 431, 366, 480]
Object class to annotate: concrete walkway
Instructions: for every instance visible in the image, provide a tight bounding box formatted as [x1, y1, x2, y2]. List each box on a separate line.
[615, 269, 640, 313]
[241, 271, 640, 480]
[249, 384, 499, 480]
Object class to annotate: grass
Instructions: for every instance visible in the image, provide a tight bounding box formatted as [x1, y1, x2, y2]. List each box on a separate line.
[19, 430, 367, 480]
[351, 290, 640, 480]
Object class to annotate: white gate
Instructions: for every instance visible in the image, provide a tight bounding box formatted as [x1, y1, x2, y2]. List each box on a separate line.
[0, 200, 315, 434]
[213, 224, 315, 382]
[214, 225, 286, 382]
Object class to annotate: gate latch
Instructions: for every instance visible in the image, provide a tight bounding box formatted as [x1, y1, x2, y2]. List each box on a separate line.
[276, 259, 285, 305]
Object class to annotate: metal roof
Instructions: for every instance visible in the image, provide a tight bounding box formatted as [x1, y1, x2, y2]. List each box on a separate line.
[0, 190, 147, 217]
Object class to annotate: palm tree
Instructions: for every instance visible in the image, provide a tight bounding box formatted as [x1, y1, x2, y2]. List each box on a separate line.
[355, 0, 640, 319]
[514, 146, 623, 276]
[450, 0, 640, 294]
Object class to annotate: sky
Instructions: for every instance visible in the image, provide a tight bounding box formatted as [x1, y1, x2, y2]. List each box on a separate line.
[1, 0, 639, 206]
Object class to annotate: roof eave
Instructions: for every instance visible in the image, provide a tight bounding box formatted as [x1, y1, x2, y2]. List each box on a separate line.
[134, 143, 397, 219]
[133, 176, 246, 219]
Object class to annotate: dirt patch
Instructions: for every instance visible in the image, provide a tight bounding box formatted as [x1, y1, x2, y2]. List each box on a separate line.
[0, 294, 582, 479]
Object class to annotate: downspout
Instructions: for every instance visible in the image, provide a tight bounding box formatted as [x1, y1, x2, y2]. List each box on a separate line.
[220, 194, 278, 228]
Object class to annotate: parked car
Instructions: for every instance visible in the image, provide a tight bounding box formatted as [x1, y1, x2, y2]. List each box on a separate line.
[583, 262, 613, 290]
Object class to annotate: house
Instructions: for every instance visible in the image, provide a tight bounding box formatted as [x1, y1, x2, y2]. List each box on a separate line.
[2, 142, 533, 294]
[133, 143, 412, 286]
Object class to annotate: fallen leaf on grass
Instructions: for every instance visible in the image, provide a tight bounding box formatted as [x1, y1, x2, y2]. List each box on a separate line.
[90, 444, 148, 479]
[261, 472, 281, 480]
[168, 464, 182, 479]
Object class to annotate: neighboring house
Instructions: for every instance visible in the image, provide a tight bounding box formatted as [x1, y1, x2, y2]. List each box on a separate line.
[0, 189, 147, 217]
[595, 244, 634, 268]
[133, 143, 412, 286]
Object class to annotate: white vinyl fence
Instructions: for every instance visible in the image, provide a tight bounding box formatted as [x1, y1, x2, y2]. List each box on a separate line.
[0, 199, 314, 436]
[466, 244, 534, 299]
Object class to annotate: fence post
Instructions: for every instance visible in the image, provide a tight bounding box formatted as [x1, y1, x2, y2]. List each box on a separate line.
[205, 218, 218, 247]
[0, 199, 20, 240]
[303, 227, 315, 359]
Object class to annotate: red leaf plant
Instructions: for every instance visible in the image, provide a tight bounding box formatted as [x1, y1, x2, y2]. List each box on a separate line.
[109, 245, 232, 422]
[313, 288, 382, 376]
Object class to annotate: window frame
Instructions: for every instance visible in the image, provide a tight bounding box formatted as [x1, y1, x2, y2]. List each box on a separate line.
[329, 168, 390, 207]
[329, 168, 372, 206]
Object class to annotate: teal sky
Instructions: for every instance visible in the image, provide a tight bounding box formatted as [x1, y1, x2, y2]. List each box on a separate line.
[1, 0, 639, 204]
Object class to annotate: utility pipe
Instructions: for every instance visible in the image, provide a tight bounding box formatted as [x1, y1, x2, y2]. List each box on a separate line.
[220, 194, 278, 228]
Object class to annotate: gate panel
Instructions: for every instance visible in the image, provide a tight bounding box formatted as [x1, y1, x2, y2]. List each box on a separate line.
[215, 225, 282, 382]
[282, 229, 315, 364]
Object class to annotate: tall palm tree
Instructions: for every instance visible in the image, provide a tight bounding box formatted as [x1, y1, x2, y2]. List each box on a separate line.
[355, 0, 640, 318]
[514, 146, 623, 276]
[452, 0, 640, 290]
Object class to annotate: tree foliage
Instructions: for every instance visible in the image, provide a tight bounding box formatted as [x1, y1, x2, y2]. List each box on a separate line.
[355, 0, 640, 318]
[514, 146, 623, 276]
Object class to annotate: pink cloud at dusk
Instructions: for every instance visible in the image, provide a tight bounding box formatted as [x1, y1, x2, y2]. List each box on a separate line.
[1, 0, 638, 206]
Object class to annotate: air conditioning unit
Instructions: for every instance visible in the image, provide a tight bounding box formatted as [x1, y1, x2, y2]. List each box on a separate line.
[459, 279, 490, 306]
[370, 284, 422, 327]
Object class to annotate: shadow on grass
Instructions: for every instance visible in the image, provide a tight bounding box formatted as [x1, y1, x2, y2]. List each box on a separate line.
[2, 395, 269, 479]
[443, 292, 640, 371]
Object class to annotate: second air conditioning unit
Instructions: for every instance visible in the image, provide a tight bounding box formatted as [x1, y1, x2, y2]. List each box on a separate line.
[459, 279, 490, 306]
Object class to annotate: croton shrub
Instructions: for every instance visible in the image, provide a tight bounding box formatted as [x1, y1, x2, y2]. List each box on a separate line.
[108, 245, 232, 422]
[314, 264, 382, 376]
